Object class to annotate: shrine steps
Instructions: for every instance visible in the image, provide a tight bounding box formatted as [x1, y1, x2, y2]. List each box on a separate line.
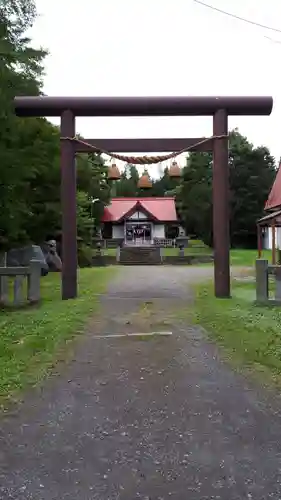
[119, 246, 161, 265]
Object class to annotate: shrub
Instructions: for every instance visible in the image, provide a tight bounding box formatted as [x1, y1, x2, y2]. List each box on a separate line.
[78, 244, 93, 267]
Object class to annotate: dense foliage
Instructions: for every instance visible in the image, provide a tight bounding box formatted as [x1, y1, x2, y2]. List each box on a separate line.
[115, 163, 179, 198]
[0, 0, 109, 252]
[176, 130, 276, 247]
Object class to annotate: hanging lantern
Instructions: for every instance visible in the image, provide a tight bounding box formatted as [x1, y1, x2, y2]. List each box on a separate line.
[168, 160, 181, 178]
[108, 162, 121, 181]
[137, 169, 152, 189]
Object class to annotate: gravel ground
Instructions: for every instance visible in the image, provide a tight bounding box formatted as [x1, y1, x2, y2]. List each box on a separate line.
[1, 266, 281, 499]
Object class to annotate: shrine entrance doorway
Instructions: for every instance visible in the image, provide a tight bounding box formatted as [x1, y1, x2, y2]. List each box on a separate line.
[125, 222, 152, 246]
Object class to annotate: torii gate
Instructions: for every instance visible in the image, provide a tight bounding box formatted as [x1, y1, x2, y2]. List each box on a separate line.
[14, 95, 273, 300]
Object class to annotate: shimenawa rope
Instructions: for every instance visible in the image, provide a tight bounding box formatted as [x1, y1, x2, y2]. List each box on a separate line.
[60, 135, 228, 165]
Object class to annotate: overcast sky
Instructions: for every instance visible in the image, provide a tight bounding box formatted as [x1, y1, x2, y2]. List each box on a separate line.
[29, 0, 281, 172]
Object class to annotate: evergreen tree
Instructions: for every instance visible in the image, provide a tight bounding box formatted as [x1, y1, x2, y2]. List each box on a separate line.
[177, 130, 276, 247]
[0, 1, 111, 251]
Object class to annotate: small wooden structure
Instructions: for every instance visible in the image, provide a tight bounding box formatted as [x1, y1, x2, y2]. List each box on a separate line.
[257, 210, 281, 264]
[137, 170, 152, 189]
[0, 260, 41, 307]
[168, 160, 181, 178]
[108, 162, 121, 181]
[257, 162, 281, 264]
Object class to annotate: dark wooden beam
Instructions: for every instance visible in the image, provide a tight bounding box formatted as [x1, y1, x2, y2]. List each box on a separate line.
[60, 110, 77, 300]
[14, 95, 273, 117]
[213, 109, 230, 298]
[75, 137, 213, 153]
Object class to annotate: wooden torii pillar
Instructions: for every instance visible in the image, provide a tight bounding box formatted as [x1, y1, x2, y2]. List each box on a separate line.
[14, 95, 273, 300]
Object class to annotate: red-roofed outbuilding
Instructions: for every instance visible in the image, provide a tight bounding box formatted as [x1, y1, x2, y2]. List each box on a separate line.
[101, 197, 180, 244]
[265, 163, 281, 211]
[257, 162, 281, 258]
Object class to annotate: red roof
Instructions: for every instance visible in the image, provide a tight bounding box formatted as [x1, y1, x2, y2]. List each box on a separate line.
[102, 197, 178, 222]
[265, 163, 281, 211]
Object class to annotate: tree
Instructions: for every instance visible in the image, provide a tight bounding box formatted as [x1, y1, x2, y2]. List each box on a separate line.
[115, 164, 140, 197]
[151, 166, 179, 197]
[76, 191, 93, 243]
[77, 153, 111, 238]
[176, 129, 276, 247]
[0, 0, 47, 103]
[229, 130, 276, 247]
[0, 2, 112, 253]
[0, 0, 48, 249]
[177, 152, 213, 244]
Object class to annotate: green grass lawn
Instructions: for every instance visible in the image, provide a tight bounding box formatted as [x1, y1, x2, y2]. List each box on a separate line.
[191, 278, 281, 383]
[0, 267, 115, 406]
[103, 244, 272, 266]
[230, 249, 272, 267]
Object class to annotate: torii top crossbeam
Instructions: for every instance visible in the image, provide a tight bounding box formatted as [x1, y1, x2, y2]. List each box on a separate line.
[14, 95, 273, 117]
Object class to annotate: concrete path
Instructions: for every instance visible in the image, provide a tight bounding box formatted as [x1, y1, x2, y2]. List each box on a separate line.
[1, 266, 281, 499]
